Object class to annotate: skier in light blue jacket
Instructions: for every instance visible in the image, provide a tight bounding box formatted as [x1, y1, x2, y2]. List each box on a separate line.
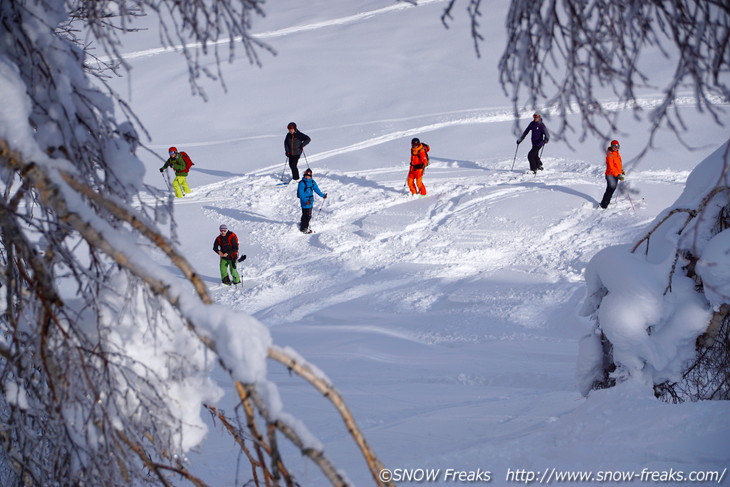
[297, 168, 327, 234]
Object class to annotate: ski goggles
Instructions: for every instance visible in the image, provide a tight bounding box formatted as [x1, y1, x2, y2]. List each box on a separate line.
[169, 150, 178, 156]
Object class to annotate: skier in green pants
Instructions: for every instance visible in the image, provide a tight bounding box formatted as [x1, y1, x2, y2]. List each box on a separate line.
[213, 224, 241, 285]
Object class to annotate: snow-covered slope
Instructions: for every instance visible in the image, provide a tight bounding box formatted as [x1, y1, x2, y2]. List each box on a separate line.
[108, 1, 730, 485]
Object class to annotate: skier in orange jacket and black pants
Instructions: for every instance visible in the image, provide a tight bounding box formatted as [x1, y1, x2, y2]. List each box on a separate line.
[599, 139, 624, 209]
[407, 138, 430, 196]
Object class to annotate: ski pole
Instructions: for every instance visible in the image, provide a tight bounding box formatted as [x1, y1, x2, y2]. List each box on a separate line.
[622, 181, 636, 212]
[280, 158, 288, 182]
[303, 150, 311, 169]
[161, 170, 172, 192]
[511, 143, 519, 170]
[318, 195, 327, 215]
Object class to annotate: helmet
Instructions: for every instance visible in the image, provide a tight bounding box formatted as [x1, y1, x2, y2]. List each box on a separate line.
[287, 122, 297, 130]
[611, 140, 619, 146]
[168, 146, 178, 154]
[303, 168, 313, 176]
[411, 138, 420, 145]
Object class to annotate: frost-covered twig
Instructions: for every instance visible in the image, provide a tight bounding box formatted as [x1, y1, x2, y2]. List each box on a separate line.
[629, 185, 729, 294]
[205, 405, 281, 486]
[236, 382, 348, 487]
[631, 186, 730, 255]
[116, 428, 210, 487]
[439, 0, 730, 157]
[268, 346, 395, 487]
[58, 170, 212, 305]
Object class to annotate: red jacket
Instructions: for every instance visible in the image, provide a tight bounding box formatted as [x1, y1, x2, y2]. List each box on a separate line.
[213, 231, 239, 261]
[605, 147, 623, 176]
[410, 143, 430, 170]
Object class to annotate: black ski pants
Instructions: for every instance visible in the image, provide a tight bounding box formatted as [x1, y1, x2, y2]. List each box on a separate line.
[300, 207, 313, 232]
[600, 175, 619, 208]
[288, 155, 301, 180]
[527, 145, 543, 172]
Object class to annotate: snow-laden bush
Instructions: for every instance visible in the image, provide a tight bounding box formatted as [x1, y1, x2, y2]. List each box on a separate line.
[578, 142, 730, 401]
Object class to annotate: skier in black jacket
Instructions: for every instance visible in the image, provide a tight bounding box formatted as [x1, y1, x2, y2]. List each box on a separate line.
[284, 122, 311, 181]
[517, 113, 550, 174]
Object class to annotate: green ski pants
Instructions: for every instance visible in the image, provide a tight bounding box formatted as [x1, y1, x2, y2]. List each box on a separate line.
[219, 258, 240, 283]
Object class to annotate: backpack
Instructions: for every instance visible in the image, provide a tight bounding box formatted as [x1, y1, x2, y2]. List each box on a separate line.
[180, 151, 195, 173]
[411, 143, 430, 170]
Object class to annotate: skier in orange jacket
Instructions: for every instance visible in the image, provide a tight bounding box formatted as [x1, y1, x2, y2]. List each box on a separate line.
[407, 138, 430, 196]
[599, 139, 624, 209]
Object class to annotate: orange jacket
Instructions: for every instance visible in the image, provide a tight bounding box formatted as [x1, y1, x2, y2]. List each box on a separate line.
[605, 147, 623, 176]
[410, 143, 429, 170]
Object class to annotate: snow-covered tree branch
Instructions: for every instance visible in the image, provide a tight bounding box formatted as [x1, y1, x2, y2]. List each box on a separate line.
[445, 0, 729, 147]
[0, 1, 388, 486]
[577, 143, 730, 402]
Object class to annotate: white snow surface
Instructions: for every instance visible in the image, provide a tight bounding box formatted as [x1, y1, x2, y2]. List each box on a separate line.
[97, 1, 729, 485]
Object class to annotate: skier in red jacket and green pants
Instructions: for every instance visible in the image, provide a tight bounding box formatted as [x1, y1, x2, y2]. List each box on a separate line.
[213, 224, 241, 285]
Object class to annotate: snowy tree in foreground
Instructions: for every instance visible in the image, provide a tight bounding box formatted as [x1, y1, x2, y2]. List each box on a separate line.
[0, 1, 389, 486]
[445, 0, 730, 400]
[578, 143, 730, 401]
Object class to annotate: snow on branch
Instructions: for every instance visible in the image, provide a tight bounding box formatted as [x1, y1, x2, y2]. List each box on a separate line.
[268, 346, 395, 487]
[0, 136, 391, 485]
[443, 0, 729, 152]
[0, 2, 387, 483]
[76, 0, 274, 100]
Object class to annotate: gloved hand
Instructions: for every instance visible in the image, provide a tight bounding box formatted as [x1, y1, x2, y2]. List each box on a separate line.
[238, 254, 247, 263]
[286, 152, 291, 157]
[324, 193, 328, 199]
[516, 138, 522, 145]
[618, 172, 625, 181]
[159, 168, 164, 173]
[544, 140, 549, 144]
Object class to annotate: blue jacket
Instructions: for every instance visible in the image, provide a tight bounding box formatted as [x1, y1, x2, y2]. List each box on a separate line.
[520, 121, 549, 147]
[297, 178, 325, 208]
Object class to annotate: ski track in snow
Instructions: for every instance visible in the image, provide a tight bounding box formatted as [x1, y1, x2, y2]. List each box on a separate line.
[136, 88, 696, 343]
[96, 0, 446, 64]
[151, 154, 687, 344]
[144, 95, 726, 155]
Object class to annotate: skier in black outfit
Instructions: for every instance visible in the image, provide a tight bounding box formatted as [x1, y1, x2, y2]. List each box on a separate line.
[517, 113, 550, 174]
[284, 122, 311, 181]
